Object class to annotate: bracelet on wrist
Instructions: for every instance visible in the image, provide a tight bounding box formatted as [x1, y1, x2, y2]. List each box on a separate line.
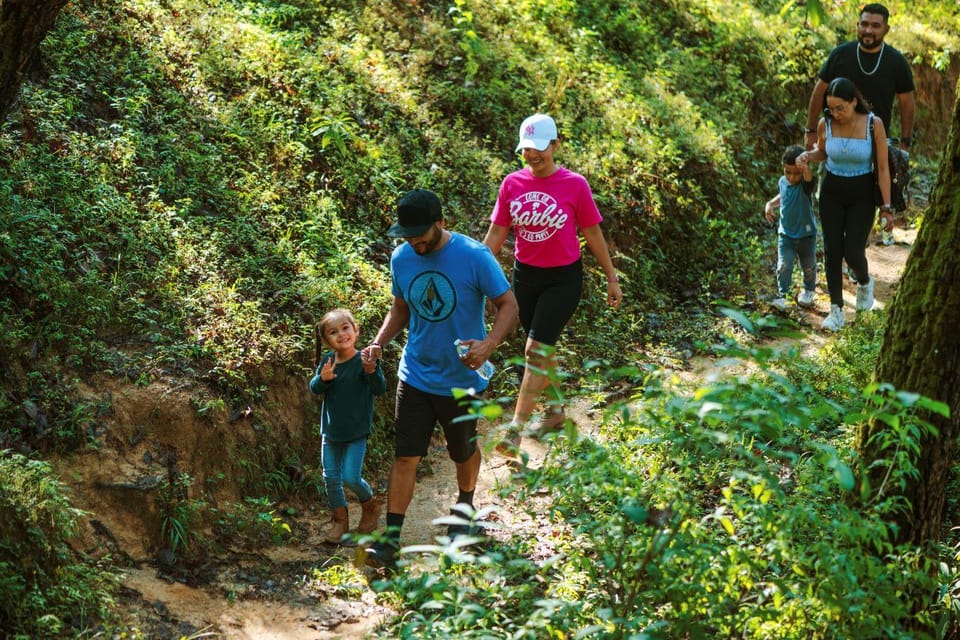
[880, 204, 893, 212]
[803, 128, 816, 134]
[900, 136, 911, 147]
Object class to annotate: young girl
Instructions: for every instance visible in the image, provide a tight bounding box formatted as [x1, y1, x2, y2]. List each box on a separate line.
[309, 308, 386, 544]
[483, 113, 622, 454]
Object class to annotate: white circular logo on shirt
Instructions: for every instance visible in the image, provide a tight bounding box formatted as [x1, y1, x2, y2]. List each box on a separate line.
[510, 191, 568, 243]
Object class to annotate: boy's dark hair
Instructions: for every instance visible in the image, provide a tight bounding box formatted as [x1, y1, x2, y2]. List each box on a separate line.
[860, 4, 889, 22]
[782, 144, 805, 165]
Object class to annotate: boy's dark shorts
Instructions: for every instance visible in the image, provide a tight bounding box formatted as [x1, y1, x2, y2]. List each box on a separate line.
[394, 381, 479, 463]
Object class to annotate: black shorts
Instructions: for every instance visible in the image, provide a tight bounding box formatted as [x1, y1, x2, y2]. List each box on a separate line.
[512, 258, 583, 346]
[394, 381, 478, 462]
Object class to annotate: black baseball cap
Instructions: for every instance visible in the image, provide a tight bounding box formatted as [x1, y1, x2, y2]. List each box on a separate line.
[387, 189, 442, 238]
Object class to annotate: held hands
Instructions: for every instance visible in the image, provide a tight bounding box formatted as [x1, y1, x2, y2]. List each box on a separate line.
[361, 344, 381, 374]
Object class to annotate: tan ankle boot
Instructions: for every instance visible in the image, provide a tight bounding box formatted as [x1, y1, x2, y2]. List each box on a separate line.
[358, 497, 382, 534]
[325, 506, 349, 544]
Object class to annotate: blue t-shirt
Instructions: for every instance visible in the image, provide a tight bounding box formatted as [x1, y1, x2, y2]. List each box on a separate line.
[390, 232, 511, 395]
[777, 175, 817, 239]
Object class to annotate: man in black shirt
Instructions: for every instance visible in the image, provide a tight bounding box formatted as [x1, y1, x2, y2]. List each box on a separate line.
[803, 3, 915, 153]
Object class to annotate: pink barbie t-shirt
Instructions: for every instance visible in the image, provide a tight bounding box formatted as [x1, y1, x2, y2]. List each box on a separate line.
[490, 167, 603, 268]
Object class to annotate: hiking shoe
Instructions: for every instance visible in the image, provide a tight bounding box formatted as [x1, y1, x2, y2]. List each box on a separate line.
[771, 297, 788, 312]
[797, 289, 815, 307]
[364, 541, 398, 569]
[446, 521, 485, 541]
[539, 409, 566, 432]
[494, 425, 522, 458]
[822, 305, 845, 332]
[856, 277, 874, 311]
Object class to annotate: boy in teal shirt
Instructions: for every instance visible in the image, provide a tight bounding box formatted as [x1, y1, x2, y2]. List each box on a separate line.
[764, 145, 818, 311]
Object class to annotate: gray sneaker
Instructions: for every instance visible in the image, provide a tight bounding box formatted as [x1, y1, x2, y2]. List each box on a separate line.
[797, 290, 815, 307]
[856, 277, 875, 311]
[771, 297, 788, 312]
[822, 305, 845, 332]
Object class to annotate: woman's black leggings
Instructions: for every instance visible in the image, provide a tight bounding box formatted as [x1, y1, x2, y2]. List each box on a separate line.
[819, 172, 875, 307]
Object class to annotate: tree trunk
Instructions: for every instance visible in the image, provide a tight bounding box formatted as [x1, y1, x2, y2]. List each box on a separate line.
[0, 0, 69, 121]
[857, 87, 960, 547]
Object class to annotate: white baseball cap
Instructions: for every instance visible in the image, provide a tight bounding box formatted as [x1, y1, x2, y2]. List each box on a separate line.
[515, 113, 558, 152]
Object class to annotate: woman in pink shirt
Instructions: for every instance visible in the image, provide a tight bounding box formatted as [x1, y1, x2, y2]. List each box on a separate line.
[484, 113, 622, 454]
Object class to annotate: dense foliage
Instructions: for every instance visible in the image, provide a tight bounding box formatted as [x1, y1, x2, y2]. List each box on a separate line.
[377, 322, 950, 638]
[0, 450, 119, 638]
[0, 0, 958, 637]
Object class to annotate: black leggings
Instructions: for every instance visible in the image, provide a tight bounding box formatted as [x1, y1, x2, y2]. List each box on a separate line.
[512, 258, 583, 346]
[819, 172, 875, 307]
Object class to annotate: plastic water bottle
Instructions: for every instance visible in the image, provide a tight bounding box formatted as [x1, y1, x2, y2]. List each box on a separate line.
[880, 214, 894, 246]
[454, 339, 495, 380]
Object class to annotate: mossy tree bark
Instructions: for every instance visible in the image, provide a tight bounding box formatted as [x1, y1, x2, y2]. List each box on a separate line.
[0, 0, 69, 121]
[857, 88, 960, 547]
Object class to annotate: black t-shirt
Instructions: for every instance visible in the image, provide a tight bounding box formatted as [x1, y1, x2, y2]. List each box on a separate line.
[818, 41, 915, 134]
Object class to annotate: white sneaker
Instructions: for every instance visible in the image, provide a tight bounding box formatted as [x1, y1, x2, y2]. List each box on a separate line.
[822, 305, 845, 332]
[797, 290, 815, 307]
[856, 277, 875, 311]
[771, 297, 788, 312]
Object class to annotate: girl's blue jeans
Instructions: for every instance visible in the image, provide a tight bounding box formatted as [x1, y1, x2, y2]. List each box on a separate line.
[322, 435, 373, 509]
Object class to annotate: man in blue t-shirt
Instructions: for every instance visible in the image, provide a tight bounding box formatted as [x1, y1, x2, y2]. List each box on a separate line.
[803, 3, 914, 154]
[363, 189, 518, 568]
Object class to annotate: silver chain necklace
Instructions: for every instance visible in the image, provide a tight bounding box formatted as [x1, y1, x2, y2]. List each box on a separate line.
[856, 43, 885, 76]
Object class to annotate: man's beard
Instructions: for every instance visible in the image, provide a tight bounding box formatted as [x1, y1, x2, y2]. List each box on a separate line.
[858, 33, 883, 50]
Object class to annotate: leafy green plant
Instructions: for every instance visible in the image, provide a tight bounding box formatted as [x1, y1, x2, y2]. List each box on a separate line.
[157, 472, 204, 559]
[377, 338, 943, 638]
[0, 450, 120, 638]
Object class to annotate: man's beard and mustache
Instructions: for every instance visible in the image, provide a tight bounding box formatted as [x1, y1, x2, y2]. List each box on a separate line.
[858, 32, 883, 51]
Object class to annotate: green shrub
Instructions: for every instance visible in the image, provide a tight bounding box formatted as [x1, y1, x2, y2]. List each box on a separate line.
[376, 340, 941, 638]
[0, 450, 119, 638]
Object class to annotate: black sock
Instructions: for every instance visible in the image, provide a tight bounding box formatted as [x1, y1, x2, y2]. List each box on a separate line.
[385, 512, 404, 542]
[456, 489, 475, 508]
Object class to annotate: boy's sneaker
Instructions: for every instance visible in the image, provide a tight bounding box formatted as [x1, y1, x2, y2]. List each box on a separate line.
[822, 305, 845, 332]
[797, 290, 815, 307]
[771, 297, 788, 312]
[856, 277, 875, 311]
[364, 540, 399, 569]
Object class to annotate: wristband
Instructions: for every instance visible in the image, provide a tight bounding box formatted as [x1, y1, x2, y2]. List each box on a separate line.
[371, 342, 382, 348]
[879, 204, 893, 212]
[803, 128, 816, 134]
[900, 136, 911, 147]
